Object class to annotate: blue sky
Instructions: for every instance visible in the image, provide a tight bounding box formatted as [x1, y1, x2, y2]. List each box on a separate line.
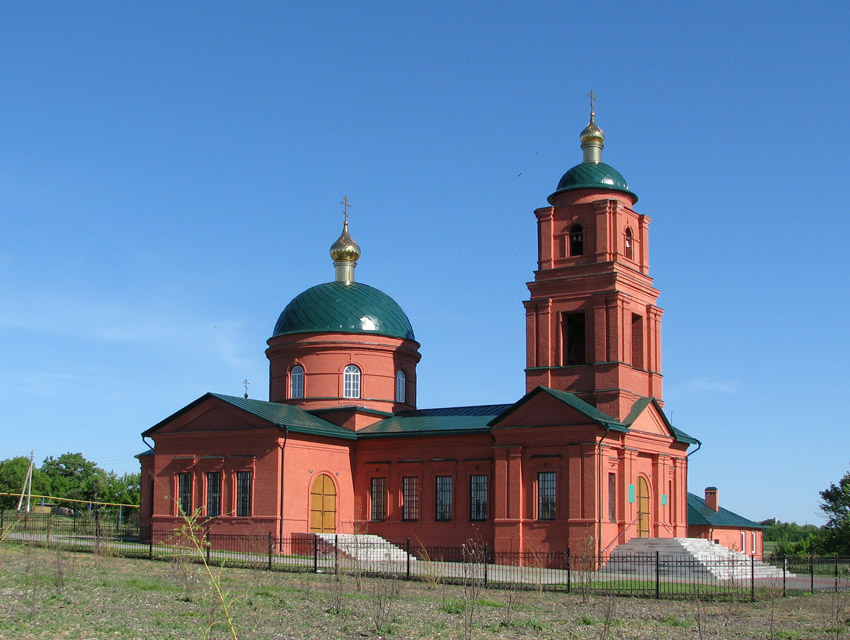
[1, 2, 848, 525]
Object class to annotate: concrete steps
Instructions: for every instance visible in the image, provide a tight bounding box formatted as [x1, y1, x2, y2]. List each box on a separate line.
[604, 538, 786, 580]
[314, 533, 416, 565]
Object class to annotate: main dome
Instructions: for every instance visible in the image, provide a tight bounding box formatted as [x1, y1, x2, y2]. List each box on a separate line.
[272, 281, 416, 341]
[548, 162, 637, 204]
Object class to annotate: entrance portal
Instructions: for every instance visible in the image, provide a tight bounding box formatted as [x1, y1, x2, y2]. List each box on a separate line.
[637, 477, 650, 537]
[309, 474, 337, 533]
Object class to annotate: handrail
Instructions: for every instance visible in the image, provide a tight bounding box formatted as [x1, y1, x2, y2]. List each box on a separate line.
[601, 517, 640, 555]
[659, 520, 675, 535]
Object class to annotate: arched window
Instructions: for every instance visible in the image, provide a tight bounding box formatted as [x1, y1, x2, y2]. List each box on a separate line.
[343, 364, 361, 399]
[625, 227, 634, 260]
[569, 224, 584, 256]
[290, 365, 304, 399]
[395, 370, 406, 403]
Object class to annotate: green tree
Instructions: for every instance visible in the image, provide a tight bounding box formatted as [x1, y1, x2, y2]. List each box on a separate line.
[0, 456, 51, 509]
[41, 452, 106, 504]
[818, 468, 850, 555]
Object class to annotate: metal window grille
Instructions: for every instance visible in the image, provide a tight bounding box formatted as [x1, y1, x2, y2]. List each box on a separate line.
[290, 366, 304, 399]
[395, 370, 406, 403]
[343, 365, 360, 398]
[608, 472, 616, 521]
[206, 472, 221, 517]
[402, 476, 419, 520]
[538, 471, 556, 520]
[370, 477, 386, 521]
[178, 473, 192, 515]
[436, 476, 452, 521]
[236, 471, 252, 517]
[470, 475, 487, 521]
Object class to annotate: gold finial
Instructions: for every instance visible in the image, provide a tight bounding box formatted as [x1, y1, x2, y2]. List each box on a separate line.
[330, 197, 361, 283]
[580, 90, 604, 163]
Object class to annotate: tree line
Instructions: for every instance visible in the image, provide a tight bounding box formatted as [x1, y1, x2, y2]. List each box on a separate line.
[761, 467, 850, 557]
[0, 452, 140, 511]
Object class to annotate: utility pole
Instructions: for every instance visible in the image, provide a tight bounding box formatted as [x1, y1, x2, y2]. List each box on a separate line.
[16, 450, 34, 513]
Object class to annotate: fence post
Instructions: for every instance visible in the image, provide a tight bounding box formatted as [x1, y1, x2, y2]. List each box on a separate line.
[334, 534, 338, 575]
[836, 554, 840, 593]
[751, 556, 755, 602]
[810, 555, 814, 594]
[566, 547, 571, 594]
[313, 533, 318, 573]
[268, 532, 273, 571]
[206, 532, 211, 565]
[483, 543, 488, 587]
[655, 551, 660, 599]
[149, 533, 154, 560]
[783, 557, 787, 597]
[406, 538, 410, 580]
[0, 509, 4, 539]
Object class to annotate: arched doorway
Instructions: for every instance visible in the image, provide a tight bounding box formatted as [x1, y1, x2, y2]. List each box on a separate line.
[637, 477, 650, 537]
[309, 474, 337, 533]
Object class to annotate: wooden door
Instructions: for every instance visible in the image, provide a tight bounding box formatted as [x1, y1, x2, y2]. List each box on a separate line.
[309, 474, 337, 533]
[637, 477, 650, 537]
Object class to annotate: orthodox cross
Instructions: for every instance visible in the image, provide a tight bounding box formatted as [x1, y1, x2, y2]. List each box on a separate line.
[588, 89, 596, 115]
[243, 378, 249, 399]
[339, 196, 352, 223]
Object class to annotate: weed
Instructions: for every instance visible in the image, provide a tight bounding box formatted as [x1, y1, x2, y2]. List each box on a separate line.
[371, 573, 400, 633]
[659, 614, 692, 628]
[578, 614, 598, 626]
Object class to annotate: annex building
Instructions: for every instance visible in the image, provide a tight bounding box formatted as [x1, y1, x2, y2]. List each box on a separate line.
[139, 108, 763, 558]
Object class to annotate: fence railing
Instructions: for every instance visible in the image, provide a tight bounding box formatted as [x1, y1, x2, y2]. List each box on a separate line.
[2, 513, 849, 601]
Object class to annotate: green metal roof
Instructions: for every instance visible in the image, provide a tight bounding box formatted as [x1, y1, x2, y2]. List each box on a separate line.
[687, 492, 764, 530]
[143, 393, 357, 440]
[622, 397, 700, 446]
[272, 281, 416, 341]
[358, 404, 513, 437]
[548, 162, 637, 204]
[490, 386, 628, 431]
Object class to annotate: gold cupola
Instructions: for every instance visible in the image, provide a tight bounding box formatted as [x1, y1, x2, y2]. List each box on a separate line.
[330, 198, 360, 284]
[580, 90, 605, 164]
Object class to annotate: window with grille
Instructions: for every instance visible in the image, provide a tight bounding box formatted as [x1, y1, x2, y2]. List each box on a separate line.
[343, 364, 361, 398]
[436, 476, 452, 521]
[625, 227, 634, 259]
[206, 472, 221, 517]
[608, 472, 616, 521]
[236, 471, 252, 517]
[538, 471, 556, 520]
[370, 477, 386, 521]
[470, 475, 487, 521]
[290, 365, 304, 399]
[178, 472, 192, 516]
[402, 476, 419, 521]
[395, 370, 406, 403]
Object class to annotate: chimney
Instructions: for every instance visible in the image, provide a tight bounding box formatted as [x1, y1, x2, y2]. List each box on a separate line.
[705, 487, 719, 511]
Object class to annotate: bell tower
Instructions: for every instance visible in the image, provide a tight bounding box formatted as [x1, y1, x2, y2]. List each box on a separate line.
[524, 99, 663, 421]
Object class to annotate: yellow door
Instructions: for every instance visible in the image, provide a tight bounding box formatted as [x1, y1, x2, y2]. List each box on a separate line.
[309, 474, 336, 533]
[637, 477, 650, 537]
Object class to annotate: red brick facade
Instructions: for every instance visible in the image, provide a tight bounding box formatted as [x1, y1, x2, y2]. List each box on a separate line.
[140, 115, 702, 555]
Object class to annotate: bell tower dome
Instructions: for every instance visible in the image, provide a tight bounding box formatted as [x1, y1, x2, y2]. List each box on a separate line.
[524, 97, 662, 420]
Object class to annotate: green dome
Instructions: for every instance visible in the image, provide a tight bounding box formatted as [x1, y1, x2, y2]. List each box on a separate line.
[548, 162, 637, 204]
[272, 281, 416, 341]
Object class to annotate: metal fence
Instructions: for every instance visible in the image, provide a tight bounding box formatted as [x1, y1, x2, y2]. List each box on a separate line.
[2, 513, 848, 601]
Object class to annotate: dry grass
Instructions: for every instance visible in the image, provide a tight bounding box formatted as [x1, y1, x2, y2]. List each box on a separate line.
[0, 543, 847, 639]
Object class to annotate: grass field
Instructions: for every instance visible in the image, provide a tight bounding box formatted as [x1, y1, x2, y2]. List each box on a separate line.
[0, 543, 847, 639]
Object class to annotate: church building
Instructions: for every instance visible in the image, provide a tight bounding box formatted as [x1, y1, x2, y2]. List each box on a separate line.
[139, 107, 708, 557]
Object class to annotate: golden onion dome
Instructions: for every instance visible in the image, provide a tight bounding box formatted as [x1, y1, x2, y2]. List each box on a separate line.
[330, 220, 361, 263]
[580, 113, 605, 146]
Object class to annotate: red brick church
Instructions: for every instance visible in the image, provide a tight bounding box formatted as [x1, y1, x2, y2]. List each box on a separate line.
[139, 107, 758, 557]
